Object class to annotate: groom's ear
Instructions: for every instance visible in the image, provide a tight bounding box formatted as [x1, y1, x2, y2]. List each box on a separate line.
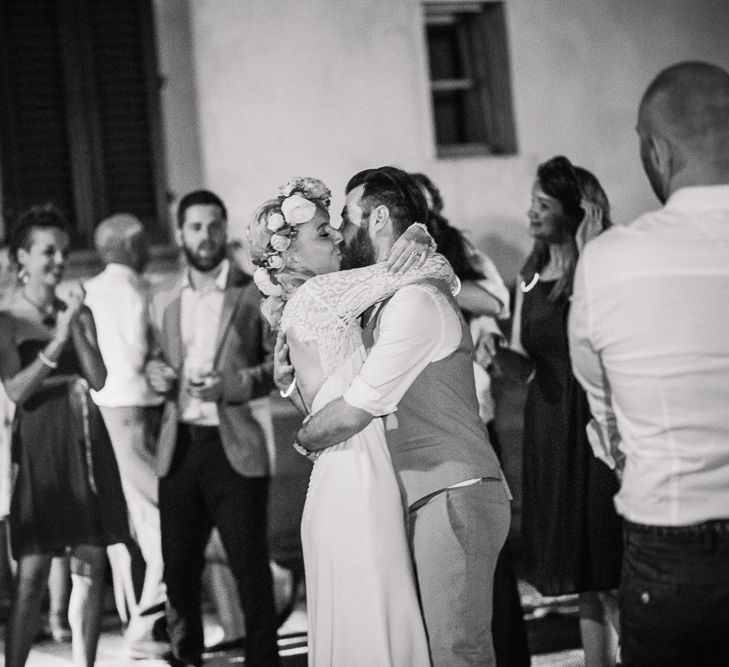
[371, 205, 389, 232]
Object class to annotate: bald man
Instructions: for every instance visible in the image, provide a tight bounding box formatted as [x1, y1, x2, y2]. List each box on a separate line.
[569, 62, 729, 665]
[84, 214, 167, 658]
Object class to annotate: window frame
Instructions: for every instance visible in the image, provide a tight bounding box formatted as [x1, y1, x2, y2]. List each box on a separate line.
[424, 1, 518, 158]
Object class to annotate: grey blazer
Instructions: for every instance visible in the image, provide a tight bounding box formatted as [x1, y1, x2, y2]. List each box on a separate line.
[147, 265, 275, 478]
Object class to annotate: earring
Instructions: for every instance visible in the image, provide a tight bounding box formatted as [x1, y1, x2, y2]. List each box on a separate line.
[18, 267, 29, 285]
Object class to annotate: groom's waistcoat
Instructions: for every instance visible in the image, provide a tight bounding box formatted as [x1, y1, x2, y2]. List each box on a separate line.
[363, 283, 502, 508]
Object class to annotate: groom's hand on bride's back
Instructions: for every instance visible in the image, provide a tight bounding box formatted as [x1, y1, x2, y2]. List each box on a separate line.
[274, 331, 295, 391]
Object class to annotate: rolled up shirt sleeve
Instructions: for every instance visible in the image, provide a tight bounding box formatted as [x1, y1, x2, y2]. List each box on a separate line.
[343, 285, 457, 416]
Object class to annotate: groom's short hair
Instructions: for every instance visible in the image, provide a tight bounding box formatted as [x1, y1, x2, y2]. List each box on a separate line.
[345, 166, 429, 236]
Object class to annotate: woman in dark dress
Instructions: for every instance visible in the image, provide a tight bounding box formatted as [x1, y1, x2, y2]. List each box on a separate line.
[0, 205, 129, 667]
[510, 157, 622, 666]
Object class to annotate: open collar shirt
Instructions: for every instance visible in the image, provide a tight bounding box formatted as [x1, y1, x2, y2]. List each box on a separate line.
[178, 259, 229, 426]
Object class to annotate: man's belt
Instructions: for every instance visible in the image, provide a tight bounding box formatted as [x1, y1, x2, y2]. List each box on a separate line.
[626, 518, 729, 536]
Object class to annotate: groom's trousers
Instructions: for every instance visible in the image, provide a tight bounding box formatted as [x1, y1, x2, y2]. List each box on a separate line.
[409, 477, 511, 667]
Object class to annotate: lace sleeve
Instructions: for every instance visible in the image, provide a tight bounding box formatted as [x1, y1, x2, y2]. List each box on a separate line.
[305, 253, 459, 325]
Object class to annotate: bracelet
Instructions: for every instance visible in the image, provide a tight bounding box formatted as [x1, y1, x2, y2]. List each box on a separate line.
[293, 440, 320, 463]
[38, 351, 58, 369]
[279, 377, 297, 398]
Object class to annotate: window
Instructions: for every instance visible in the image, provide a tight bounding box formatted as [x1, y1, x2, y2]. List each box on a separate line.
[0, 0, 168, 253]
[424, 2, 517, 157]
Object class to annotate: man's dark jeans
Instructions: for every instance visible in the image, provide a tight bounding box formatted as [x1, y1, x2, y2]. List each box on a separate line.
[620, 519, 729, 666]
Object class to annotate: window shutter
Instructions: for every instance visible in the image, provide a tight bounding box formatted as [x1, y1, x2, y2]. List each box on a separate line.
[0, 0, 167, 249]
[88, 0, 167, 244]
[0, 0, 76, 232]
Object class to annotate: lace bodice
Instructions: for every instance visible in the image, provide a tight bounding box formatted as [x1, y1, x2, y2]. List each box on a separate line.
[280, 254, 459, 376]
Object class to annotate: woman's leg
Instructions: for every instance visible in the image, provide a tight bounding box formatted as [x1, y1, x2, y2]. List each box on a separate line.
[69, 545, 107, 667]
[0, 519, 14, 614]
[579, 590, 619, 667]
[47, 555, 72, 642]
[5, 553, 53, 667]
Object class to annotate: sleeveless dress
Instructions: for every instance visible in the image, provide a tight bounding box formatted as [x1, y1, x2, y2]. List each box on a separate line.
[10, 338, 129, 558]
[520, 279, 622, 595]
[280, 256, 458, 667]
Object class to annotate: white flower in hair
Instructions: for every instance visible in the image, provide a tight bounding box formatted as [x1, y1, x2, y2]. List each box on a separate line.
[253, 267, 283, 297]
[279, 182, 296, 197]
[281, 194, 317, 225]
[266, 212, 286, 232]
[268, 255, 284, 270]
[270, 234, 291, 252]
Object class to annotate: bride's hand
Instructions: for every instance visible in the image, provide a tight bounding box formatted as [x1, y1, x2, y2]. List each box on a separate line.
[274, 331, 295, 392]
[386, 223, 433, 274]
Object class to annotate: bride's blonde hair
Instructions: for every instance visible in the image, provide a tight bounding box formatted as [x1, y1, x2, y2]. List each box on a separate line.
[246, 177, 332, 329]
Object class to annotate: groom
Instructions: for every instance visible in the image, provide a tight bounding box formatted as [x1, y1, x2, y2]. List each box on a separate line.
[295, 166, 511, 666]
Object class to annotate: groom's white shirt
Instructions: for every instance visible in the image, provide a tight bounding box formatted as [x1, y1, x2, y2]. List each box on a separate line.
[343, 282, 461, 416]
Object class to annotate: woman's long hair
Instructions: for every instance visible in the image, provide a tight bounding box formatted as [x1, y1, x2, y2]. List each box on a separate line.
[520, 156, 585, 301]
[428, 211, 484, 282]
[575, 166, 613, 229]
[411, 172, 485, 283]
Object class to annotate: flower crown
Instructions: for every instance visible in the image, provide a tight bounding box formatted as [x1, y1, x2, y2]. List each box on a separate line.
[252, 177, 332, 298]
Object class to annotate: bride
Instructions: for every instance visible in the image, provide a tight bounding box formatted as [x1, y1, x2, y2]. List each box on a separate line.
[247, 177, 459, 666]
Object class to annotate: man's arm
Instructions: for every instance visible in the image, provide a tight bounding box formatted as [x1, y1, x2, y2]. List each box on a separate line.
[297, 285, 456, 450]
[297, 397, 373, 451]
[568, 255, 623, 472]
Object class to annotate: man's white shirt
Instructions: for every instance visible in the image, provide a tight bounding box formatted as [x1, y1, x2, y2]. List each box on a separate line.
[569, 185, 729, 526]
[85, 263, 162, 408]
[178, 259, 229, 426]
[343, 282, 461, 416]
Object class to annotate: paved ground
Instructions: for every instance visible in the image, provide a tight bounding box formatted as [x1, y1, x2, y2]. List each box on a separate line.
[1, 586, 588, 666]
[4, 618, 586, 667]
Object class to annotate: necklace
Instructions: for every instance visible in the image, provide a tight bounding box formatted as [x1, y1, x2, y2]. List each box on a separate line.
[520, 273, 540, 293]
[20, 291, 57, 326]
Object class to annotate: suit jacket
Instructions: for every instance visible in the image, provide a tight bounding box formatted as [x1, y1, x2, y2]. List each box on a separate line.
[147, 264, 275, 478]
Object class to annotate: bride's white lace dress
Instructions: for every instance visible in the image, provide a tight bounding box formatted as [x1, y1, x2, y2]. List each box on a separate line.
[280, 256, 458, 667]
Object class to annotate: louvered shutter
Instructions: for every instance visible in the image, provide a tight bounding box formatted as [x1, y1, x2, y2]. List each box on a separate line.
[0, 0, 167, 249]
[0, 0, 77, 233]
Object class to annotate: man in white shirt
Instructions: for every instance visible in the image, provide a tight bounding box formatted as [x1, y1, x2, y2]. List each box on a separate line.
[296, 167, 510, 666]
[569, 61, 729, 664]
[85, 214, 166, 657]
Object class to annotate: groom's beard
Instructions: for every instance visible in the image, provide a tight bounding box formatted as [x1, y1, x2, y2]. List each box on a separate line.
[340, 225, 377, 270]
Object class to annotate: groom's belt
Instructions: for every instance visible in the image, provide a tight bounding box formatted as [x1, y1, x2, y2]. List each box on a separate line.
[408, 476, 501, 512]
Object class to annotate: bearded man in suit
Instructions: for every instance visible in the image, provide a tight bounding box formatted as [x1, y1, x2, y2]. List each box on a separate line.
[146, 190, 279, 667]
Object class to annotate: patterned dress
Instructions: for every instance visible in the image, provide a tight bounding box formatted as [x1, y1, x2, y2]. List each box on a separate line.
[281, 256, 458, 667]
